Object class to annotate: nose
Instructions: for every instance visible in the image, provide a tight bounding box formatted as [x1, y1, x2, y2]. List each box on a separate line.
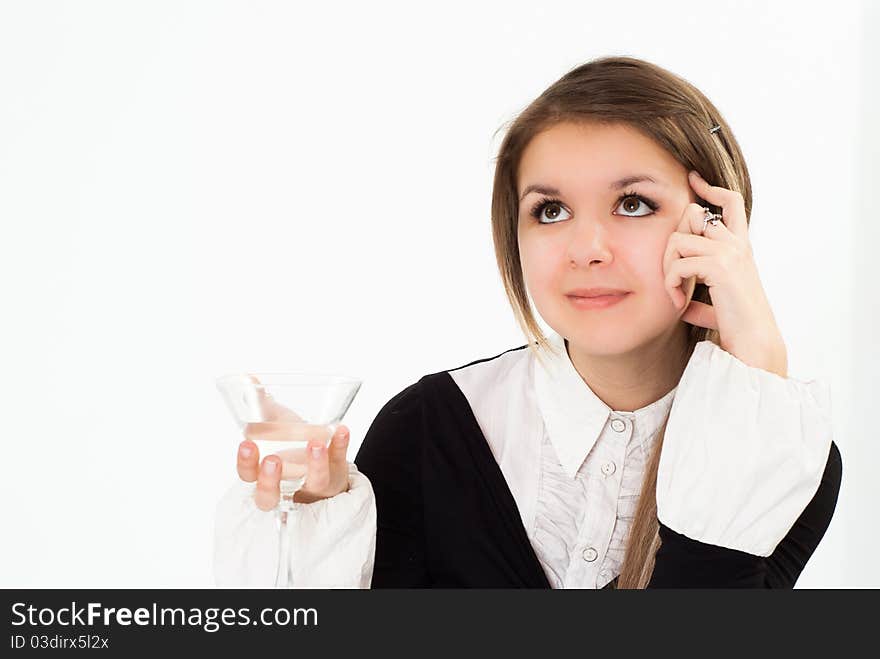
[565, 216, 614, 266]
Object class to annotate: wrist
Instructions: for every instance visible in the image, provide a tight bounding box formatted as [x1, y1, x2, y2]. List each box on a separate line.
[727, 336, 788, 378]
[751, 338, 788, 378]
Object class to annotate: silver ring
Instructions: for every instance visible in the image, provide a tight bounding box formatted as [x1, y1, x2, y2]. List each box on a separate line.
[702, 207, 723, 233]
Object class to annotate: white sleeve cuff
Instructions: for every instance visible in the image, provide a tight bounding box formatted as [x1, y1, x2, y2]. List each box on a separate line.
[656, 340, 833, 557]
[213, 462, 377, 588]
[288, 462, 377, 588]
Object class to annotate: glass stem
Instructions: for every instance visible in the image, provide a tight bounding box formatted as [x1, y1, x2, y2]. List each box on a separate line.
[274, 491, 296, 588]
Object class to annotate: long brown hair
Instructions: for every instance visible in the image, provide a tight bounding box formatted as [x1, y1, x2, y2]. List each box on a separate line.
[489, 56, 753, 588]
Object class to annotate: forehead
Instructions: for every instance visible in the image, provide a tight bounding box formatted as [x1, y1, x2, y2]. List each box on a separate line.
[517, 121, 684, 191]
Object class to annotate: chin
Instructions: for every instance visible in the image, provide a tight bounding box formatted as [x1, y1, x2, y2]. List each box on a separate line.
[559, 313, 671, 357]
[564, 329, 645, 357]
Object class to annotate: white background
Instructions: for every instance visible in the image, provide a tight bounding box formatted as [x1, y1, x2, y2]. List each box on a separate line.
[1, 0, 875, 588]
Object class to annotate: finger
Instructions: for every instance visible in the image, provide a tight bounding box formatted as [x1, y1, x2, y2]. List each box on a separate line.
[676, 202, 736, 243]
[237, 440, 260, 482]
[328, 424, 350, 468]
[688, 171, 748, 240]
[254, 456, 281, 511]
[664, 219, 715, 310]
[665, 256, 719, 308]
[302, 440, 331, 493]
[663, 230, 723, 281]
[680, 299, 719, 330]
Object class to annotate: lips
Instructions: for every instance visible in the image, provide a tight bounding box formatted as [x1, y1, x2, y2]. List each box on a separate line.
[566, 291, 630, 310]
[566, 288, 630, 298]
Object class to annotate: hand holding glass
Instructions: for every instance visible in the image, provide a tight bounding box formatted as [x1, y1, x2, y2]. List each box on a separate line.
[216, 373, 362, 587]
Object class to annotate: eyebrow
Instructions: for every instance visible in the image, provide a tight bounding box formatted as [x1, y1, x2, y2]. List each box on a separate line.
[519, 175, 661, 201]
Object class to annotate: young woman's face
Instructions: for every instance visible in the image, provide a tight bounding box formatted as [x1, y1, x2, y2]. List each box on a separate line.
[517, 121, 698, 356]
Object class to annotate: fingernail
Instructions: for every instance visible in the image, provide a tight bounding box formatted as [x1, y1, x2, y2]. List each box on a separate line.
[263, 459, 277, 474]
[690, 170, 702, 179]
[240, 445, 252, 459]
[311, 445, 324, 459]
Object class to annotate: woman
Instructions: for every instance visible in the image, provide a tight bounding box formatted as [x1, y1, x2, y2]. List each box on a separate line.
[214, 56, 842, 589]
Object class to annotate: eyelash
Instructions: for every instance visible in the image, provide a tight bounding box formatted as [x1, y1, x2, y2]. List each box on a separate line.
[528, 190, 660, 224]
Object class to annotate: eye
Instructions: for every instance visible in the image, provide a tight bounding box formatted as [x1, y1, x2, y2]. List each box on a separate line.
[613, 191, 660, 217]
[528, 191, 660, 225]
[528, 197, 571, 224]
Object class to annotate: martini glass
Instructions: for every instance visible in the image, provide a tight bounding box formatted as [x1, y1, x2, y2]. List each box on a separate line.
[216, 372, 362, 588]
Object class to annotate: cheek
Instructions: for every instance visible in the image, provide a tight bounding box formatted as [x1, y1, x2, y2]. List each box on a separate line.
[625, 239, 668, 292]
[517, 237, 555, 287]
[625, 239, 681, 318]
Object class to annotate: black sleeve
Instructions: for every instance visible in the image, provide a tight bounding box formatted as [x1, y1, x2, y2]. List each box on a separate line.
[647, 441, 842, 588]
[353, 380, 431, 587]
[764, 441, 843, 588]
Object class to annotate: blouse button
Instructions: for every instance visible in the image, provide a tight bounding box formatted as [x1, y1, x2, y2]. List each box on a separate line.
[601, 462, 616, 476]
[582, 547, 598, 562]
[610, 418, 626, 432]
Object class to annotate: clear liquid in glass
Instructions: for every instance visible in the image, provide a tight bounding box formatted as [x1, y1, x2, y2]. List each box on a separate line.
[245, 421, 334, 488]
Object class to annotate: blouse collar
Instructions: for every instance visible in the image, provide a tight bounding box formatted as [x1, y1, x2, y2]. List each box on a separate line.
[532, 329, 678, 478]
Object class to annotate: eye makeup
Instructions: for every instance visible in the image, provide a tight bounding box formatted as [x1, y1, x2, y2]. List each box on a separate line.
[527, 190, 661, 224]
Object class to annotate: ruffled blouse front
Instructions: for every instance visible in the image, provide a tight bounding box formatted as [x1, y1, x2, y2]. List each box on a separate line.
[531, 384, 677, 589]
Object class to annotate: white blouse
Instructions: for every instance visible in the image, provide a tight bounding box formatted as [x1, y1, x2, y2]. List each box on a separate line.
[213, 330, 833, 588]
